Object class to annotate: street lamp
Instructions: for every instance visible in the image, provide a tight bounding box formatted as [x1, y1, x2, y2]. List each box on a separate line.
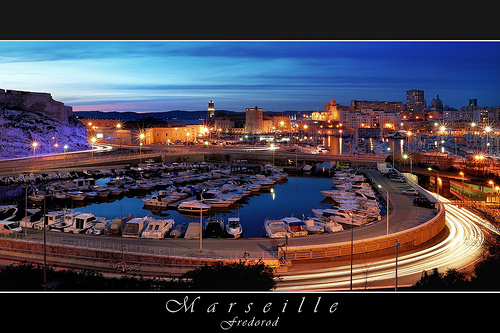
[31, 141, 38, 170]
[348, 210, 354, 291]
[90, 137, 97, 159]
[378, 184, 389, 235]
[403, 153, 412, 175]
[199, 189, 206, 254]
[459, 171, 465, 197]
[485, 126, 492, 154]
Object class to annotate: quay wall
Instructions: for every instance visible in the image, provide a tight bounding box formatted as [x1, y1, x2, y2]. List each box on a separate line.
[279, 204, 446, 262]
[0, 236, 280, 276]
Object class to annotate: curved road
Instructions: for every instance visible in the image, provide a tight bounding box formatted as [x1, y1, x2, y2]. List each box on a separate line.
[277, 193, 499, 291]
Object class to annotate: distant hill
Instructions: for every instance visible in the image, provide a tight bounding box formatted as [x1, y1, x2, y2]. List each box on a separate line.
[75, 110, 227, 120]
[74, 110, 313, 120]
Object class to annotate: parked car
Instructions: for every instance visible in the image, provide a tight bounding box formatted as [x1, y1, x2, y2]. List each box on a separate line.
[413, 197, 435, 208]
[402, 188, 419, 196]
[0, 221, 22, 234]
[390, 176, 405, 183]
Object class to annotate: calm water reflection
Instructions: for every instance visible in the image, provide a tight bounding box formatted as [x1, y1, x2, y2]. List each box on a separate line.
[75, 175, 335, 238]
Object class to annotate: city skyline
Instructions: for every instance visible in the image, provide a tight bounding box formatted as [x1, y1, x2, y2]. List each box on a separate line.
[0, 41, 499, 112]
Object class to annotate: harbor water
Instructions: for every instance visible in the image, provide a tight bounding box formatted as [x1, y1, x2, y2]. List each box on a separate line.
[72, 174, 336, 239]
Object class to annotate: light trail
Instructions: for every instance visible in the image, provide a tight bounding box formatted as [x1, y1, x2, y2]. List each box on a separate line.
[277, 193, 497, 291]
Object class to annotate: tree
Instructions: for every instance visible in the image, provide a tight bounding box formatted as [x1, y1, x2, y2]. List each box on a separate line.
[411, 268, 469, 291]
[182, 260, 278, 291]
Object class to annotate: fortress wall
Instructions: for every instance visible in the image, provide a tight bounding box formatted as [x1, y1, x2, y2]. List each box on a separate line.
[0, 89, 73, 122]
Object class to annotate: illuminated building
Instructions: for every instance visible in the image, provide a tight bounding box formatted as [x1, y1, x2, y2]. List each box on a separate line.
[245, 106, 263, 134]
[207, 100, 215, 118]
[406, 89, 426, 118]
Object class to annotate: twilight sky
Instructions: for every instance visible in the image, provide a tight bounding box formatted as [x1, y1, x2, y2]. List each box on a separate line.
[0, 41, 499, 112]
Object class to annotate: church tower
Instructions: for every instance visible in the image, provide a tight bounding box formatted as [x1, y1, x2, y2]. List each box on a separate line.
[208, 100, 215, 118]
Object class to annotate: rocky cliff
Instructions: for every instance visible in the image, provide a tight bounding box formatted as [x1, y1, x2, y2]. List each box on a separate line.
[0, 108, 89, 159]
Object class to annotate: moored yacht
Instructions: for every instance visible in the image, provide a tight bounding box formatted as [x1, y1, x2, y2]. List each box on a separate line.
[204, 216, 225, 238]
[141, 217, 174, 239]
[281, 216, 308, 237]
[264, 218, 287, 238]
[178, 200, 211, 213]
[225, 217, 243, 238]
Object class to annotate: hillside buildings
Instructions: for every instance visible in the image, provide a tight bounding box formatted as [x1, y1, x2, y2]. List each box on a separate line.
[79, 88, 500, 146]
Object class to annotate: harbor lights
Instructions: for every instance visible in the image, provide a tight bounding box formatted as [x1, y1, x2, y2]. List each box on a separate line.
[403, 153, 412, 175]
[485, 126, 492, 154]
[90, 137, 97, 160]
[138, 132, 145, 156]
[377, 184, 390, 235]
[31, 141, 38, 157]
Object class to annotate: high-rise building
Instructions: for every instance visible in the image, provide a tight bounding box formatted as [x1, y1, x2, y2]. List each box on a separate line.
[469, 98, 478, 107]
[207, 100, 215, 118]
[245, 106, 263, 134]
[406, 89, 426, 117]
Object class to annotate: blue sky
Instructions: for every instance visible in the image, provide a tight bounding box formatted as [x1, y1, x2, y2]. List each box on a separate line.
[0, 41, 499, 112]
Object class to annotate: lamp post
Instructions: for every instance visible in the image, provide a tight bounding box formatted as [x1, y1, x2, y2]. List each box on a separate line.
[90, 137, 97, 160]
[378, 184, 389, 235]
[403, 153, 412, 175]
[485, 126, 492, 154]
[31, 141, 38, 170]
[116, 123, 122, 150]
[199, 189, 206, 254]
[459, 171, 465, 198]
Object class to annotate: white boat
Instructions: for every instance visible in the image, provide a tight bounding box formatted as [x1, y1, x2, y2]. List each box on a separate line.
[304, 218, 324, 234]
[87, 220, 112, 235]
[142, 194, 170, 207]
[200, 192, 234, 208]
[68, 191, 87, 201]
[184, 222, 201, 239]
[327, 208, 368, 226]
[281, 216, 308, 237]
[141, 217, 174, 239]
[53, 191, 70, 200]
[225, 217, 242, 238]
[169, 223, 187, 238]
[65, 212, 100, 233]
[122, 216, 149, 238]
[107, 187, 123, 196]
[178, 200, 211, 213]
[308, 217, 343, 233]
[264, 218, 288, 238]
[95, 188, 110, 198]
[320, 189, 355, 200]
[85, 191, 98, 199]
[32, 211, 64, 230]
